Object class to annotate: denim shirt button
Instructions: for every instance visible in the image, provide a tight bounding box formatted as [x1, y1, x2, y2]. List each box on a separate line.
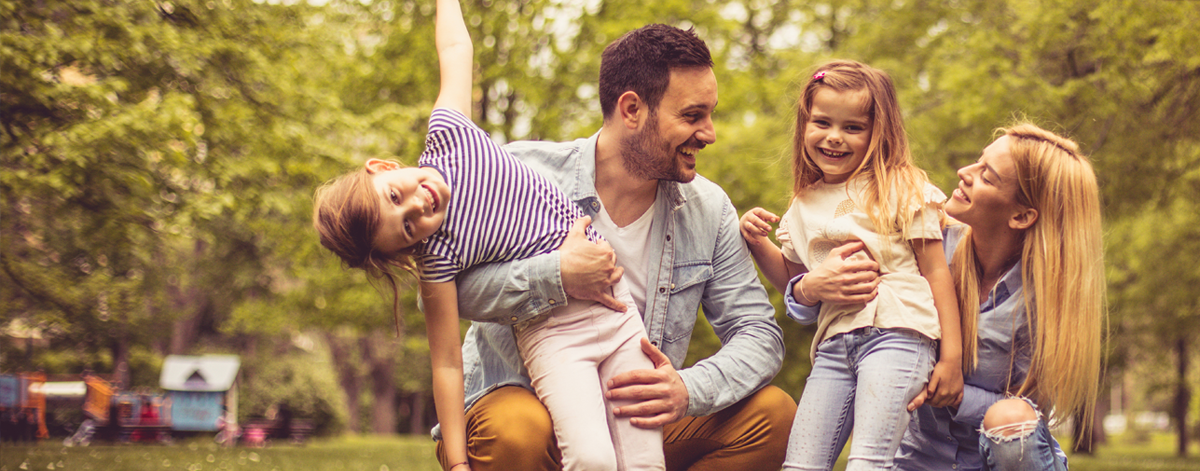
[590, 201, 599, 210]
[510, 316, 518, 322]
[548, 299, 557, 305]
[669, 283, 675, 289]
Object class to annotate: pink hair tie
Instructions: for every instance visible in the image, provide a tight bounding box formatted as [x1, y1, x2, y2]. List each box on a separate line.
[813, 71, 827, 81]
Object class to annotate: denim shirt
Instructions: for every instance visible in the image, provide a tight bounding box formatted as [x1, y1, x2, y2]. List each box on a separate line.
[785, 225, 1062, 470]
[431, 131, 784, 439]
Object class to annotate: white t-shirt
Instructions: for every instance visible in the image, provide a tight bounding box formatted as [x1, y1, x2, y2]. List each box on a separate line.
[777, 176, 946, 360]
[593, 201, 654, 315]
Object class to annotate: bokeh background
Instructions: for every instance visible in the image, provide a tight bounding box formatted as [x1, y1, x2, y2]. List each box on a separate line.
[3, 0, 1198, 457]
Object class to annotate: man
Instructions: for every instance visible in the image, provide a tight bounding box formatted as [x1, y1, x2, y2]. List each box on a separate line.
[435, 24, 795, 470]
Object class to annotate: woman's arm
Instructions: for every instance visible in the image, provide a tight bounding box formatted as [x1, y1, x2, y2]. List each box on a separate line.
[434, 0, 472, 116]
[913, 238, 964, 408]
[421, 281, 469, 470]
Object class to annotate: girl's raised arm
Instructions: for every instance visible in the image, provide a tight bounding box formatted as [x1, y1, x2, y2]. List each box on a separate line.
[434, 0, 472, 116]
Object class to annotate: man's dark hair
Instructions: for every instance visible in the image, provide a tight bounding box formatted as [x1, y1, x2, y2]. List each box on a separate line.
[599, 24, 713, 119]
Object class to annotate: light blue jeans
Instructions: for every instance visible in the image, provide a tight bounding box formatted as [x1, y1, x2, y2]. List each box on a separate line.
[979, 397, 1068, 471]
[784, 327, 935, 471]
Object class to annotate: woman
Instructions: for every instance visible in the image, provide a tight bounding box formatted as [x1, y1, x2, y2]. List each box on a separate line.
[784, 123, 1104, 470]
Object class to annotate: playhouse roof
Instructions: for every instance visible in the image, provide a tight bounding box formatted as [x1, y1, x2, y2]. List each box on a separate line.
[160, 355, 240, 392]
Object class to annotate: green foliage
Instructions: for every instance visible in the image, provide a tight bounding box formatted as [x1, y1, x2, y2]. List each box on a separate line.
[238, 335, 348, 435]
[3, 0, 1197, 441]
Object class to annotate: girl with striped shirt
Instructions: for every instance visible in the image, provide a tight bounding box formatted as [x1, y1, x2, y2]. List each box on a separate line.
[312, 1, 662, 470]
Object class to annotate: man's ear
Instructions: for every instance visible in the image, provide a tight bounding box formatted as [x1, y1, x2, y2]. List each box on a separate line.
[365, 158, 400, 174]
[1009, 207, 1039, 230]
[617, 91, 646, 130]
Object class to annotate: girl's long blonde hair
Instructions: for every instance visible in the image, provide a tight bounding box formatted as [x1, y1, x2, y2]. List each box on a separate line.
[792, 60, 932, 241]
[952, 123, 1105, 429]
[313, 167, 417, 336]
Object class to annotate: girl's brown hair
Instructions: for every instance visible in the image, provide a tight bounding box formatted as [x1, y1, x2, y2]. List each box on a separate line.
[792, 60, 933, 242]
[313, 167, 416, 336]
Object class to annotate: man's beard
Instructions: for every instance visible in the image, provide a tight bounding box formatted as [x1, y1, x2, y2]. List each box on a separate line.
[619, 113, 696, 183]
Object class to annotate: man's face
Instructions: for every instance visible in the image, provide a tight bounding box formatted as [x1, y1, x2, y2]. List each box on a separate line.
[621, 67, 718, 183]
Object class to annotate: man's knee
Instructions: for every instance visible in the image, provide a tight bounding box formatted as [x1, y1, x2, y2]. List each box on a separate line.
[440, 386, 559, 471]
[472, 387, 555, 453]
[745, 385, 798, 432]
[982, 398, 1039, 438]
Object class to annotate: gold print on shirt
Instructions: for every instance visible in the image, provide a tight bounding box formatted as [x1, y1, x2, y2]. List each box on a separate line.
[834, 198, 856, 218]
[810, 199, 858, 266]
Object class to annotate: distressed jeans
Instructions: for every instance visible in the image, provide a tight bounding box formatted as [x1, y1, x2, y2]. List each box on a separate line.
[979, 397, 1067, 471]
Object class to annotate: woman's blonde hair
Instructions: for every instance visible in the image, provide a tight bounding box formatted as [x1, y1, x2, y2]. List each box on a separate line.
[952, 123, 1105, 429]
[793, 61, 933, 242]
[312, 166, 417, 336]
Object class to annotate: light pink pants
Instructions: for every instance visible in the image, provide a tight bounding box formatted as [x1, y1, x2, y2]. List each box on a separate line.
[514, 280, 665, 471]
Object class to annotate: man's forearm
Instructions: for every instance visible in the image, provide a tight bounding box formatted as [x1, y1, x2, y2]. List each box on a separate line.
[454, 252, 565, 324]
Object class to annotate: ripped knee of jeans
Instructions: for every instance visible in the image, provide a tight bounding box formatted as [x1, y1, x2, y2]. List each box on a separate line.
[980, 397, 1041, 442]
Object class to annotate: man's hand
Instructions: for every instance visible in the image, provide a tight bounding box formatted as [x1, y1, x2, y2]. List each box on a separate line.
[739, 207, 779, 246]
[605, 338, 688, 428]
[800, 241, 881, 305]
[559, 216, 626, 312]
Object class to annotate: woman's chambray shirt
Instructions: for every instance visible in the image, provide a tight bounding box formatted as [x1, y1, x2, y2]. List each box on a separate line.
[430, 130, 784, 439]
[785, 224, 1066, 470]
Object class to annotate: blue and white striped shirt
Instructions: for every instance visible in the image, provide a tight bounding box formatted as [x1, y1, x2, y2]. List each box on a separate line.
[416, 108, 600, 283]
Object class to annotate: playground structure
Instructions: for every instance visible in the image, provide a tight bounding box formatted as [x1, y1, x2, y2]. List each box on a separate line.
[62, 373, 174, 446]
[0, 372, 48, 441]
[5, 354, 313, 446]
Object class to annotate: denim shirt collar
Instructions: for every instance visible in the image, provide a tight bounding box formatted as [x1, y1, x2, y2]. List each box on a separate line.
[983, 258, 1022, 310]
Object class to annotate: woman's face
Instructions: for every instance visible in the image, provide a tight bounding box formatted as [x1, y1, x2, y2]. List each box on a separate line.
[946, 136, 1028, 229]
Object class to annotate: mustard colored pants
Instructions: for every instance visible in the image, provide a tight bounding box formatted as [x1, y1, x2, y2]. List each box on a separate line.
[437, 384, 796, 471]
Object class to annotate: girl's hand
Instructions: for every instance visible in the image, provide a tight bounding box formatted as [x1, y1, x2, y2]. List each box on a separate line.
[739, 207, 779, 245]
[925, 359, 964, 408]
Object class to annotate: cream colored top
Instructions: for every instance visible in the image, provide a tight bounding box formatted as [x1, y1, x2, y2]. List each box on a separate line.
[777, 177, 946, 360]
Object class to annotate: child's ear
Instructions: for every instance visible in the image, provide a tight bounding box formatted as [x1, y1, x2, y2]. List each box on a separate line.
[1009, 207, 1039, 230]
[365, 159, 401, 174]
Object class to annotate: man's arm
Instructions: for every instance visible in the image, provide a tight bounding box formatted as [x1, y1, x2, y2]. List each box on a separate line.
[454, 217, 625, 324]
[678, 200, 786, 417]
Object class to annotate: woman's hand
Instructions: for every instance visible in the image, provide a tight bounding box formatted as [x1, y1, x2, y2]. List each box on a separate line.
[924, 359, 964, 409]
[739, 207, 779, 246]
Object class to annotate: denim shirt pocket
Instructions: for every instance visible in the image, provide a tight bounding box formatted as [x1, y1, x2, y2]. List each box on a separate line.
[662, 262, 712, 343]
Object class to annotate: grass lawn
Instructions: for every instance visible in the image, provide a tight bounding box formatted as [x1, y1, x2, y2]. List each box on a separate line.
[0, 435, 442, 471]
[2, 432, 1198, 470]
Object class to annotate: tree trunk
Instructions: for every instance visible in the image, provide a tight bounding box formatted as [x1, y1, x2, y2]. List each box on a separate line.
[363, 332, 397, 435]
[110, 334, 130, 387]
[409, 392, 427, 435]
[1175, 336, 1190, 457]
[326, 330, 361, 433]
